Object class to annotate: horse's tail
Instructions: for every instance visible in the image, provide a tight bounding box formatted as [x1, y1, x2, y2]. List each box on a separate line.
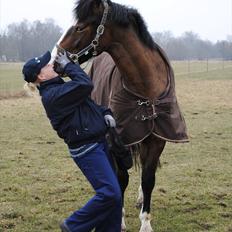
[129, 142, 161, 170]
[129, 144, 141, 170]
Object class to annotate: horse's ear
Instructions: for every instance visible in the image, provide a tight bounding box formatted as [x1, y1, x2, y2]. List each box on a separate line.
[93, 0, 102, 6]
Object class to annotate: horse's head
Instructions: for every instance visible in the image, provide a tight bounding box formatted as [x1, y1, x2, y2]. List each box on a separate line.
[54, 0, 156, 67]
[58, 0, 112, 64]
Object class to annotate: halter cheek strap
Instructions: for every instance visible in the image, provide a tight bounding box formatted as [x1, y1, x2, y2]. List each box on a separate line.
[57, 0, 109, 64]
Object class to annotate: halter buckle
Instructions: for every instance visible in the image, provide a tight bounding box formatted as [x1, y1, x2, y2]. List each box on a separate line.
[141, 113, 157, 121]
[97, 25, 105, 35]
[137, 100, 150, 106]
[93, 50, 98, 56]
[69, 54, 79, 63]
[92, 39, 99, 46]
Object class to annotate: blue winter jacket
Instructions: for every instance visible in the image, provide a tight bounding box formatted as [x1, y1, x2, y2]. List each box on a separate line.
[38, 62, 111, 149]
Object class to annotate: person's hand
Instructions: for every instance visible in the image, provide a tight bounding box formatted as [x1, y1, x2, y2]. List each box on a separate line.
[104, 115, 116, 127]
[55, 51, 71, 69]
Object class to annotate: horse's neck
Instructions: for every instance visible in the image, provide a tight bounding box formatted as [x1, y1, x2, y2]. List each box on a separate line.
[107, 30, 168, 100]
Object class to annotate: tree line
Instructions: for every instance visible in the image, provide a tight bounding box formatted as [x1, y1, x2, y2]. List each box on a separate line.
[0, 19, 62, 62]
[153, 31, 232, 60]
[0, 19, 232, 61]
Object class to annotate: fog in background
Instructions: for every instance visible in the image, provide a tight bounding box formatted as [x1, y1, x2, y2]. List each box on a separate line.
[0, 0, 231, 42]
[0, 0, 231, 61]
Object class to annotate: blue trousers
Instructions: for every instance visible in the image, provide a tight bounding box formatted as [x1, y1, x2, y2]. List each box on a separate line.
[65, 142, 122, 232]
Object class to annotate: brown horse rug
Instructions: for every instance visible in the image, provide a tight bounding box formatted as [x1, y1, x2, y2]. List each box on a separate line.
[89, 50, 189, 146]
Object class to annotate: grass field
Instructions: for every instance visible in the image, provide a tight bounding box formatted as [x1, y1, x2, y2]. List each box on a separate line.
[0, 63, 25, 97]
[0, 60, 232, 96]
[0, 62, 232, 232]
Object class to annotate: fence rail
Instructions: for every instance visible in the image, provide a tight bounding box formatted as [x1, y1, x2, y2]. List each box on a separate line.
[172, 60, 232, 76]
[0, 60, 232, 98]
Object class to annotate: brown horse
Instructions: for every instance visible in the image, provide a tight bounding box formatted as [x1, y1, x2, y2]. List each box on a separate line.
[54, 0, 188, 231]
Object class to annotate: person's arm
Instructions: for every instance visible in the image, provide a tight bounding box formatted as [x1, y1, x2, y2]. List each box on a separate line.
[52, 53, 93, 106]
[98, 104, 113, 116]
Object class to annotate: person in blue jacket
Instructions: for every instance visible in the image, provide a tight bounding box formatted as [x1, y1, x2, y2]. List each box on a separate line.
[22, 51, 122, 232]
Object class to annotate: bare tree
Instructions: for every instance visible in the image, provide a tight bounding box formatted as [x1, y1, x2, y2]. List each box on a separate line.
[0, 19, 62, 61]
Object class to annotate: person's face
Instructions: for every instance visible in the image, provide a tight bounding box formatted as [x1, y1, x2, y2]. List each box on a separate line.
[37, 64, 58, 82]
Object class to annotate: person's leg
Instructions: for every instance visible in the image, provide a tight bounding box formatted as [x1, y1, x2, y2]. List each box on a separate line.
[94, 141, 122, 232]
[94, 201, 122, 232]
[64, 143, 122, 232]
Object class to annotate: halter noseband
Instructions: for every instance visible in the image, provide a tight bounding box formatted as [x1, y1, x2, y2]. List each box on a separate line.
[57, 0, 109, 64]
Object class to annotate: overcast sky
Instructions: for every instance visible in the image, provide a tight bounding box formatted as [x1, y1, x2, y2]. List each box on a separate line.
[0, 0, 231, 42]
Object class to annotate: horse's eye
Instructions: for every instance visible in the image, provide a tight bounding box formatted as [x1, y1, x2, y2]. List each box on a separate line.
[75, 26, 82, 32]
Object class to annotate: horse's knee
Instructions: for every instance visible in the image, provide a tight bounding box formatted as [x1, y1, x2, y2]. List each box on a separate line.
[139, 211, 153, 232]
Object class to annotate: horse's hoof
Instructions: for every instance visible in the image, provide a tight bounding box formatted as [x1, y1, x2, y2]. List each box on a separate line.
[121, 223, 126, 232]
[139, 229, 153, 232]
[121, 208, 126, 231]
[139, 225, 154, 232]
[121, 226, 126, 231]
[121, 225, 126, 232]
[139, 212, 153, 232]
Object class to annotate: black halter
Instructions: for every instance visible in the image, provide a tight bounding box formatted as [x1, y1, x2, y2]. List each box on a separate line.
[57, 0, 109, 64]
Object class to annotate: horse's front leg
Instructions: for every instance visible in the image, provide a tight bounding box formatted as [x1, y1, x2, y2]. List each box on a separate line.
[139, 135, 166, 232]
[117, 168, 129, 232]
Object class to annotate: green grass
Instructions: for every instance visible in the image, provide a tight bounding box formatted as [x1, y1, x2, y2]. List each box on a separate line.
[172, 60, 232, 76]
[0, 63, 25, 95]
[0, 63, 232, 232]
[0, 60, 232, 95]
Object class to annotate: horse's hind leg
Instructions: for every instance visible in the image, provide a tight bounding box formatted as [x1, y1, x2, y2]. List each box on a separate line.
[117, 168, 129, 232]
[139, 135, 166, 232]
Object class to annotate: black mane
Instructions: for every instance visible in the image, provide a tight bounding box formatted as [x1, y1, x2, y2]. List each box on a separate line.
[74, 0, 156, 49]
